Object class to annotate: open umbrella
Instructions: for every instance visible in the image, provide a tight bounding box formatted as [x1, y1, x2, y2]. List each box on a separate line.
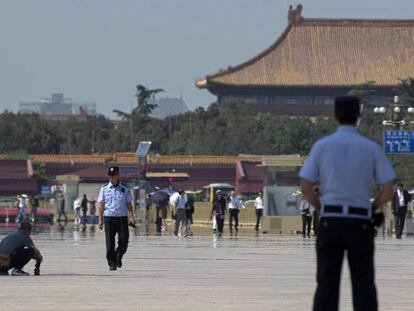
[133, 180, 157, 193]
[148, 191, 170, 205]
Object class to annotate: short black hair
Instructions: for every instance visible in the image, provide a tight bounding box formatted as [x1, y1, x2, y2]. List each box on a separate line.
[334, 96, 361, 125]
[20, 221, 32, 232]
[398, 182, 404, 188]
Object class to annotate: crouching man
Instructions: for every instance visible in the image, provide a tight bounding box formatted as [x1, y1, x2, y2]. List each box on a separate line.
[0, 222, 42, 276]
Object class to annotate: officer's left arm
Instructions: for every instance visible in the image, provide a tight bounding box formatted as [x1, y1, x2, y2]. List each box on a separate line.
[126, 190, 135, 223]
[301, 179, 321, 211]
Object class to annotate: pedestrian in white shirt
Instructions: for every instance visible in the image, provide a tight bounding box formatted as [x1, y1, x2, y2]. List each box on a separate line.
[228, 191, 245, 235]
[300, 198, 314, 238]
[73, 197, 81, 224]
[254, 192, 264, 233]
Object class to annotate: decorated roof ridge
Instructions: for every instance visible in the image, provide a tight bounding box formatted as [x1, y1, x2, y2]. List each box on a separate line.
[196, 4, 414, 89]
[29, 154, 112, 164]
[299, 18, 414, 26]
[19, 154, 262, 165]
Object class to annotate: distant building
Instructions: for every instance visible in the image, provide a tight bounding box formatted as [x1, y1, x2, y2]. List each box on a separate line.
[150, 96, 189, 119]
[196, 4, 414, 115]
[18, 93, 96, 120]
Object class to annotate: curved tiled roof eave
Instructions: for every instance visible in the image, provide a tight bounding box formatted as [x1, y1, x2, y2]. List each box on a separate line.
[200, 23, 294, 86]
[199, 15, 414, 89]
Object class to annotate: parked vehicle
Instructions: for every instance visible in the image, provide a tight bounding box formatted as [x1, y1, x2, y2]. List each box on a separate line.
[201, 183, 235, 203]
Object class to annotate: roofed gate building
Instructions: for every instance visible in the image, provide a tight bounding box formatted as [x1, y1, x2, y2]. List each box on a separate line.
[196, 5, 414, 115]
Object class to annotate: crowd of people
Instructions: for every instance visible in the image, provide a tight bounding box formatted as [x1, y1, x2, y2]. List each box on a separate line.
[168, 189, 264, 238]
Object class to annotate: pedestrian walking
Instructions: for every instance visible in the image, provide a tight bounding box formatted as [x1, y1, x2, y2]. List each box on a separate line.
[81, 194, 88, 216]
[29, 195, 39, 223]
[0, 222, 43, 276]
[254, 191, 264, 233]
[300, 197, 313, 238]
[392, 182, 411, 239]
[98, 166, 135, 271]
[73, 197, 81, 224]
[89, 196, 97, 216]
[185, 195, 195, 236]
[300, 96, 395, 311]
[160, 201, 169, 232]
[173, 190, 187, 237]
[210, 190, 226, 237]
[15, 194, 26, 224]
[228, 191, 245, 235]
[57, 194, 68, 223]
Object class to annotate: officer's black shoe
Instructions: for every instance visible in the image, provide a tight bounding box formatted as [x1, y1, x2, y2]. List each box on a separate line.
[109, 265, 117, 271]
[117, 260, 122, 268]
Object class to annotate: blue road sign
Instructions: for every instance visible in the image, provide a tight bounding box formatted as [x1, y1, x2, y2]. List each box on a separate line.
[383, 130, 414, 154]
[41, 185, 51, 195]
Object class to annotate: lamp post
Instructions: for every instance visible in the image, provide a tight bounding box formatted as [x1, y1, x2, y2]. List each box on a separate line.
[374, 96, 414, 130]
[374, 96, 414, 236]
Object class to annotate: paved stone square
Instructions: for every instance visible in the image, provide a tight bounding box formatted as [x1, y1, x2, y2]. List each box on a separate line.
[1, 225, 414, 310]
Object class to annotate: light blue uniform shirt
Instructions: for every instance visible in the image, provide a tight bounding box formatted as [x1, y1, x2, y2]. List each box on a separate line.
[175, 195, 186, 209]
[300, 126, 395, 219]
[97, 181, 132, 217]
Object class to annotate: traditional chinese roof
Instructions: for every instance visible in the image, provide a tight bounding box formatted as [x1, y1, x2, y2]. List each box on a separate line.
[116, 154, 262, 165]
[0, 160, 38, 195]
[259, 155, 305, 167]
[196, 4, 414, 91]
[19, 153, 261, 166]
[30, 154, 111, 164]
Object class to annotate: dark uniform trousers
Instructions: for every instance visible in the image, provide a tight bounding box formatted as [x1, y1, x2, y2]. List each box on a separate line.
[314, 217, 377, 311]
[104, 216, 129, 266]
[229, 209, 239, 233]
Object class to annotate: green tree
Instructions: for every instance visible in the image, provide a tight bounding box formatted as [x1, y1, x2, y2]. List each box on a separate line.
[395, 78, 414, 106]
[347, 81, 377, 105]
[113, 84, 164, 119]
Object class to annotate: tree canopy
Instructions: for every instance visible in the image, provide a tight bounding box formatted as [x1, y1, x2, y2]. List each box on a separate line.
[2, 79, 414, 187]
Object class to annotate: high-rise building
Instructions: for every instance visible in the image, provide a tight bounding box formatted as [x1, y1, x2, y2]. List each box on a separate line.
[150, 96, 189, 119]
[18, 93, 96, 120]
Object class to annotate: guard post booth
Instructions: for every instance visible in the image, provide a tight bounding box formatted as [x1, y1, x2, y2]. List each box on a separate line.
[55, 174, 80, 215]
[133, 141, 152, 226]
[259, 155, 305, 234]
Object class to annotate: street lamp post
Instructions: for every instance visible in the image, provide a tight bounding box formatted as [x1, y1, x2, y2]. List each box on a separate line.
[374, 96, 414, 130]
[374, 96, 414, 236]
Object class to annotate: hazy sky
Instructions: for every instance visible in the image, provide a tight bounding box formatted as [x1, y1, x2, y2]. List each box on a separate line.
[1, 0, 413, 117]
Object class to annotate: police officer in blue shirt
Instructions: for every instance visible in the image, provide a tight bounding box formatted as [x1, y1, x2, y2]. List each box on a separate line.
[98, 166, 135, 271]
[300, 96, 395, 311]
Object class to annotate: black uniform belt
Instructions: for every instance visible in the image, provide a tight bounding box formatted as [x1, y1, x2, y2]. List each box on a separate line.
[324, 205, 368, 216]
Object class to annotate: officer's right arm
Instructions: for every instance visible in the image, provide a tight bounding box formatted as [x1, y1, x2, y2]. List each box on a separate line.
[97, 187, 105, 230]
[300, 144, 321, 210]
[372, 145, 395, 208]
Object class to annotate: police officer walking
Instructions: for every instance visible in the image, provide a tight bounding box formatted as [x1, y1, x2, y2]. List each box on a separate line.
[98, 166, 135, 271]
[300, 96, 395, 311]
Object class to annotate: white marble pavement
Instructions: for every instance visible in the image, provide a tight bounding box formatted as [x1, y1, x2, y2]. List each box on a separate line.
[1, 226, 414, 311]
